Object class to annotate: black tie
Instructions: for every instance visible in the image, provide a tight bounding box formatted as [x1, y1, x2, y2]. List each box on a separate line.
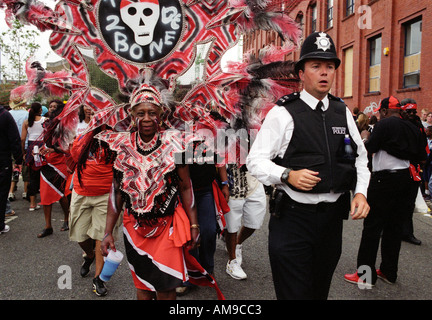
[316, 101, 324, 113]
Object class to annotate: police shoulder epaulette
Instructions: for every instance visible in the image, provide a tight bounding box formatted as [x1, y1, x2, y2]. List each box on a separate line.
[328, 93, 345, 104]
[276, 92, 300, 106]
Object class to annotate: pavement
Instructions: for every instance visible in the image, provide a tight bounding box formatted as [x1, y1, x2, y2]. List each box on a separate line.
[1, 180, 432, 303]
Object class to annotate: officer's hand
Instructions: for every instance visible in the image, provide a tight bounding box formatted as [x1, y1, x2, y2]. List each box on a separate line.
[350, 193, 369, 220]
[287, 169, 321, 191]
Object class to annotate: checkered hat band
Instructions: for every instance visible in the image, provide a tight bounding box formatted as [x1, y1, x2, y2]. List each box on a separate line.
[131, 90, 162, 108]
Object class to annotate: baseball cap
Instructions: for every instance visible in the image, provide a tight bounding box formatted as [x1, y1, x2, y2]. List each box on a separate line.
[401, 103, 417, 111]
[373, 96, 400, 112]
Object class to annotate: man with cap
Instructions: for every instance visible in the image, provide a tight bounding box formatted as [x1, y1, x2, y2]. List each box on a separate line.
[247, 31, 370, 300]
[400, 98, 424, 245]
[344, 96, 426, 286]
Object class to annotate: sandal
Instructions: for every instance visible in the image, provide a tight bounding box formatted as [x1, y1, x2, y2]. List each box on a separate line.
[37, 228, 53, 238]
[5, 210, 15, 217]
[60, 221, 69, 232]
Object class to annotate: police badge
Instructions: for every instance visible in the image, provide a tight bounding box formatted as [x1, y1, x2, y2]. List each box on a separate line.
[315, 32, 332, 51]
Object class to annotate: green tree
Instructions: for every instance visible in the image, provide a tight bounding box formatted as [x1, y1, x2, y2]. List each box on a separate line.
[86, 56, 120, 101]
[0, 82, 16, 105]
[0, 19, 40, 83]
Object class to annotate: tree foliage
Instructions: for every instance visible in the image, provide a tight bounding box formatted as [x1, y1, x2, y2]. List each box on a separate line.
[0, 19, 40, 83]
[0, 82, 17, 105]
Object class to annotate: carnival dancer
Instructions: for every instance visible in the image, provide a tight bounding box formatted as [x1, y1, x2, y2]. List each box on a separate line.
[176, 140, 230, 296]
[68, 126, 120, 296]
[188, 141, 230, 275]
[99, 79, 224, 300]
[37, 102, 71, 238]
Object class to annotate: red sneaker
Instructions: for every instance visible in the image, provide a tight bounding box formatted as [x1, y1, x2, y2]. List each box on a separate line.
[344, 272, 374, 287]
[376, 269, 395, 284]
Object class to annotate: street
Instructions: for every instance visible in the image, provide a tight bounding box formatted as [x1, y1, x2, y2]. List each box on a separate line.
[1, 181, 432, 301]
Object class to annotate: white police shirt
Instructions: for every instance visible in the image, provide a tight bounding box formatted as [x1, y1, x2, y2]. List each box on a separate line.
[246, 89, 370, 205]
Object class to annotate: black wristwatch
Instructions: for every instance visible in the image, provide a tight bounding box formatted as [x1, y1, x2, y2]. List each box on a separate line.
[280, 168, 292, 184]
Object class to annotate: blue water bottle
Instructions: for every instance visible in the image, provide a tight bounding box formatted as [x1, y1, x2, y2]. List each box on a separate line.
[343, 134, 355, 161]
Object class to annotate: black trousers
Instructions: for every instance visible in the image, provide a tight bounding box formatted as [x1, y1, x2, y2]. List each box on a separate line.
[268, 193, 348, 300]
[357, 169, 411, 284]
[0, 159, 12, 231]
[402, 178, 420, 238]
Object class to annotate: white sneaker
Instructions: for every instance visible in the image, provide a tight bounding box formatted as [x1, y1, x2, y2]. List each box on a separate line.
[226, 259, 247, 280]
[235, 244, 243, 266]
[0, 225, 10, 234]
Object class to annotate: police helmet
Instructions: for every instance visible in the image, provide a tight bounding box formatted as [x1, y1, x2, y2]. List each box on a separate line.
[295, 32, 341, 75]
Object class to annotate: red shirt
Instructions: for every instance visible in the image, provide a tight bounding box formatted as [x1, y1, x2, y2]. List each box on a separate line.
[71, 135, 113, 196]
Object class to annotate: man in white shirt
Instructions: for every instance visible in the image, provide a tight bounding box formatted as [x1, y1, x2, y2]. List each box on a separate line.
[246, 32, 370, 299]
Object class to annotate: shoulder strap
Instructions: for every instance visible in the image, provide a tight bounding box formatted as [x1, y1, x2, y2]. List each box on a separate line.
[276, 92, 301, 107]
[328, 93, 344, 103]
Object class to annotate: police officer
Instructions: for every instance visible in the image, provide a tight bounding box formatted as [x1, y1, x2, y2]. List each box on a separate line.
[246, 32, 370, 300]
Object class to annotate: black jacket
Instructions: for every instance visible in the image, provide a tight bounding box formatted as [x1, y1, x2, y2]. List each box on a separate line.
[366, 115, 426, 164]
[0, 106, 23, 164]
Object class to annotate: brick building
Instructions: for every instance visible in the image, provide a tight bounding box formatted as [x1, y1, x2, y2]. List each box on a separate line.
[243, 0, 431, 114]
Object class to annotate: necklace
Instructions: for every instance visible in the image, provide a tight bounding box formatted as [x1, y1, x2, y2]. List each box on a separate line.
[136, 132, 160, 155]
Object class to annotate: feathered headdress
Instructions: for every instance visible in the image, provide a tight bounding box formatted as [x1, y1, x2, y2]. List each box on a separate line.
[128, 68, 173, 112]
[2, 0, 302, 166]
[9, 60, 71, 101]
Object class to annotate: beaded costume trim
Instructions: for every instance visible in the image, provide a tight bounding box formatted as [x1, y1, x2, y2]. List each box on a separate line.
[96, 130, 190, 217]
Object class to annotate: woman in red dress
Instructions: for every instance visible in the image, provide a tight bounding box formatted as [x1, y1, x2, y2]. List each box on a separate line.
[99, 81, 223, 300]
[37, 101, 71, 238]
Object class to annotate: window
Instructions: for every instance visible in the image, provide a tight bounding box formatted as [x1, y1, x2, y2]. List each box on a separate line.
[327, 0, 334, 29]
[403, 18, 422, 88]
[344, 47, 353, 97]
[346, 0, 355, 17]
[296, 12, 304, 25]
[369, 36, 381, 92]
[311, 5, 317, 33]
[296, 12, 304, 35]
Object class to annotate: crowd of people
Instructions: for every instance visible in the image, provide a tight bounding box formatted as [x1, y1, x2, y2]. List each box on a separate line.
[0, 92, 268, 299]
[246, 31, 427, 299]
[352, 98, 432, 248]
[343, 96, 427, 287]
[0, 31, 430, 301]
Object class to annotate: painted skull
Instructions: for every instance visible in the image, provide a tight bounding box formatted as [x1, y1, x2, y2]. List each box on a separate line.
[120, 0, 160, 46]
